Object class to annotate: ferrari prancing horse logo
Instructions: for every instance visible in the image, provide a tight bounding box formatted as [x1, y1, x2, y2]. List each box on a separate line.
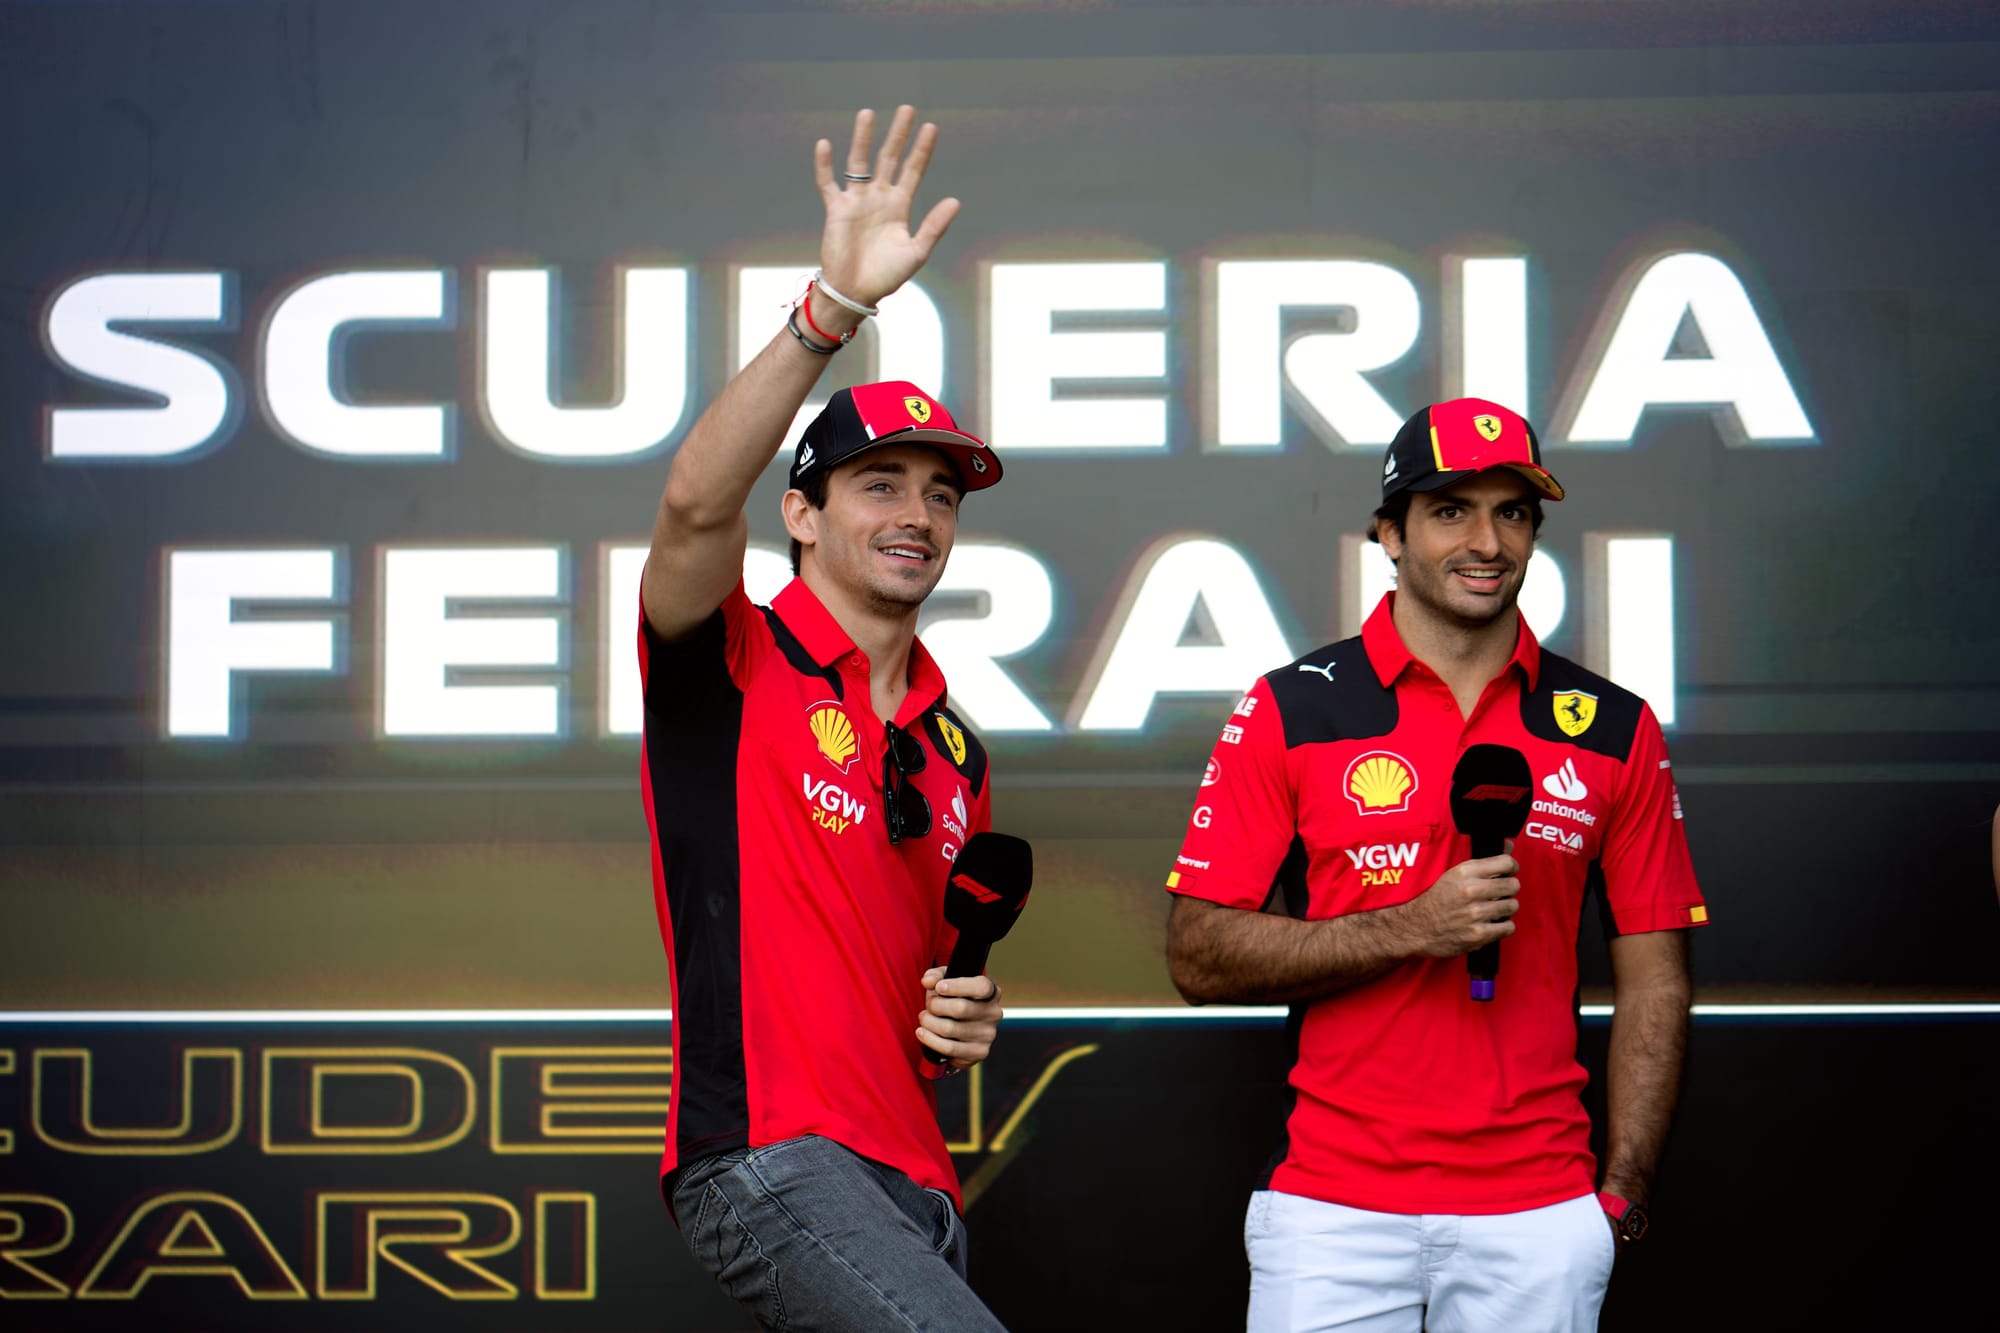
[934, 713, 968, 767]
[1553, 690, 1599, 738]
[1473, 414, 1503, 442]
[904, 396, 932, 424]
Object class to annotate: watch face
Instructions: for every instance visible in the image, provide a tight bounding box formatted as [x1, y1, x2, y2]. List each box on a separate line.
[1623, 1204, 1650, 1242]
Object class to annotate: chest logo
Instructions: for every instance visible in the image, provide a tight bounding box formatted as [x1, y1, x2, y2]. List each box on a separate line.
[1344, 751, 1418, 815]
[934, 713, 968, 767]
[1553, 690, 1598, 738]
[808, 702, 857, 773]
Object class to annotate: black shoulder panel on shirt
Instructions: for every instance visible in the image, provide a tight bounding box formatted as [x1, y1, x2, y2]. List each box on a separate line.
[1520, 651, 1644, 761]
[1263, 637, 1399, 749]
[760, 604, 843, 699]
[924, 701, 989, 798]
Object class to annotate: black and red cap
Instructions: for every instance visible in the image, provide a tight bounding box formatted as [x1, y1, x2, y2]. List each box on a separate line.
[789, 380, 1000, 493]
[1381, 398, 1563, 502]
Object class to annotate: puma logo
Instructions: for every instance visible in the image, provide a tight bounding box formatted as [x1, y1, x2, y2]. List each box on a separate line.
[1297, 660, 1336, 683]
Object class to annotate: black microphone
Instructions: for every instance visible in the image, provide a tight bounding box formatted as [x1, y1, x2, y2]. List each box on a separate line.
[927, 832, 1034, 1065]
[1448, 744, 1533, 1002]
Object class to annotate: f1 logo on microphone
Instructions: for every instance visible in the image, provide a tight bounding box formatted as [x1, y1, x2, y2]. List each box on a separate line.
[1462, 783, 1530, 802]
[952, 872, 1017, 908]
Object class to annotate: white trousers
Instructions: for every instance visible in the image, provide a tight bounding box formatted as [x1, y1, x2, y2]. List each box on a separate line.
[1244, 1189, 1615, 1333]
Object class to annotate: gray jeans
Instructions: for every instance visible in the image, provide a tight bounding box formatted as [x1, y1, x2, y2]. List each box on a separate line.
[671, 1133, 1007, 1332]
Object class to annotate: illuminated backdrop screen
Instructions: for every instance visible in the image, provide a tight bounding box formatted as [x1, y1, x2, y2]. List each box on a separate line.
[3, 0, 1998, 1012]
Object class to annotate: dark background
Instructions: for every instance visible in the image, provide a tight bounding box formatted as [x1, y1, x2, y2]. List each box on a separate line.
[2, 0, 1997, 1326]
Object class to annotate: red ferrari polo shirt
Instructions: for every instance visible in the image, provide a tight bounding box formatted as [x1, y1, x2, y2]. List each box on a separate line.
[1169, 594, 1707, 1215]
[639, 577, 992, 1205]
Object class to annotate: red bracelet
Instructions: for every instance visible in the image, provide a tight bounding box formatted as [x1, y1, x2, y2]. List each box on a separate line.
[799, 282, 856, 347]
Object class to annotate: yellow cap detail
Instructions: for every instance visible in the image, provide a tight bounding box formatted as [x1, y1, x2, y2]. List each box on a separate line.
[809, 703, 857, 772]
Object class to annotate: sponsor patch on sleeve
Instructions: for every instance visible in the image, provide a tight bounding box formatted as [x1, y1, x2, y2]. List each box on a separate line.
[1686, 905, 1709, 924]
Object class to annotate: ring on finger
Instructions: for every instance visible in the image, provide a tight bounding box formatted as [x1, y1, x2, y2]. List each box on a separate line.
[842, 170, 873, 182]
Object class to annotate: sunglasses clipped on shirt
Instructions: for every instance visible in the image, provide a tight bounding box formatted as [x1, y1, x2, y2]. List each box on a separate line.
[881, 721, 931, 845]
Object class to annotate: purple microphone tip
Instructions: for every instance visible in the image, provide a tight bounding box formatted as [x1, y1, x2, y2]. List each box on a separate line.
[1469, 979, 1496, 1002]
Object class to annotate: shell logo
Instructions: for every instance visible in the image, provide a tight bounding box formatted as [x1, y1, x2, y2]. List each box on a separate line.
[1344, 751, 1418, 816]
[808, 703, 857, 774]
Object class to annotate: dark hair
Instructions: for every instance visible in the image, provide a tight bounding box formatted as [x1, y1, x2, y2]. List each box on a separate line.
[1367, 487, 1545, 557]
[788, 465, 830, 574]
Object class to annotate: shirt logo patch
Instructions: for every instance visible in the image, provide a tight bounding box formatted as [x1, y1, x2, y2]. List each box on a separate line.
[1542, 759, 1588, 803]
[808, 702, 857, 773]
[1345, 751, 1418, 815]
[1344, 841, 1420, 887]
[1202, 758, 1221, 788]
[944, 786, 969, 841]
[934, 713, 968, 767]
[1553, 690, 1598, 738]
[904, 395, 932, 424]
[1297, 660, 1336, 683]
[802, 773, 868, 834]
[1473, 413, 1504, 442]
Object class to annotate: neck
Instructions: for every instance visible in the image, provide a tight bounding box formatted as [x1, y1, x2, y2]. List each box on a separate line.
[1391, 593, 1519, 702]
[801, 567, 920, 720]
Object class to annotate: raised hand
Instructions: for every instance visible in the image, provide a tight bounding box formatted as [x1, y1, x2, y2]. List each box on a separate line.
[813, 106, 961, 309]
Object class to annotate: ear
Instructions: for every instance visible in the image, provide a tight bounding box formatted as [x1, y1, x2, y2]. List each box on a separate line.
[1375, 518, 1405, 566]
[780, 488, 819, 550]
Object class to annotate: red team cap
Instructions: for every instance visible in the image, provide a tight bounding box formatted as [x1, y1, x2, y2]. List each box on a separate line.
[789, 380, 1002, 493]
[1381, 398, 1564, 502]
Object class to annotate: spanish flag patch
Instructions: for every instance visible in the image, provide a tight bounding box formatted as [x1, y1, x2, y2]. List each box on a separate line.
[1686, 905, 1709, 924]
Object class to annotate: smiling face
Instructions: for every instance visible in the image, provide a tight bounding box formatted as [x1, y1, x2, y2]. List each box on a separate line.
[785, 443, 962, 614]
[1377, 469, 1539, 631]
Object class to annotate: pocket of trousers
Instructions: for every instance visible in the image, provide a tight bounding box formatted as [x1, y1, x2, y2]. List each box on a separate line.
[687, 1178, 786, 1324]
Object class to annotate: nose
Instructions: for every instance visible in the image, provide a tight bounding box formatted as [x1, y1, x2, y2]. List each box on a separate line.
[894, 489, 933, 533]
[1464, 509, 1501, 557]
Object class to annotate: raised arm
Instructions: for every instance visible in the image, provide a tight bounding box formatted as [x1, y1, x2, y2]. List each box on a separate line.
[640, 105, 961, 640]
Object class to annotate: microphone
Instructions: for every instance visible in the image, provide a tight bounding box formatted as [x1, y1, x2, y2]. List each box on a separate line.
[927, 832, 1034, 1066]
[1448, 744, 1533, 1002]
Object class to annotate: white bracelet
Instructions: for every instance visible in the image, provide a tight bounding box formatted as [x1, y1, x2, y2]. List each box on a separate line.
[813, 271, 880, 318]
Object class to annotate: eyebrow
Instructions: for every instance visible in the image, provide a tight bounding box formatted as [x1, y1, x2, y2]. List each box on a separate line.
[1424, 490, 1528, 510]
[854, 461, 962, 495]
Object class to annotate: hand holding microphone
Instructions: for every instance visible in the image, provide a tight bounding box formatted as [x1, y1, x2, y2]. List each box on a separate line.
[1447, 745, 1534, 1001]
[920, 832, 1033, 1069]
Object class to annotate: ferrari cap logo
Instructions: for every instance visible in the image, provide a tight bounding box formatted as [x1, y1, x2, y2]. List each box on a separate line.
[1553, 690, 1599, 738]
[934, 713, 967, 767]
[1473, 414, 1503, 442]
[904, 395, 932, 424]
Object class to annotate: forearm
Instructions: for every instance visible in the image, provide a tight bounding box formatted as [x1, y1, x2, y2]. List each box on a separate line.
[1601, 939, 1693, 1201]
[1167, 896, 1415, 1006]
[655, 289, 859, 534]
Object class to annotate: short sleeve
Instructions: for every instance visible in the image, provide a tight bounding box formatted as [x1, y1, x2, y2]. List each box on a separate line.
[1597, 704, 1709, 934]
[637, 577, 765, 709]
[1165, 678, 1299, 911]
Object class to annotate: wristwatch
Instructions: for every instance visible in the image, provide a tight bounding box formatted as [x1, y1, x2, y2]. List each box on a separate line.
[1598, 1190, 1649, 1242]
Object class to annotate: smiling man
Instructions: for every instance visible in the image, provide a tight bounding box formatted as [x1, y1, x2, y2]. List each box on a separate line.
[1166, 399, 1708, 1332]
[637, 106, 1008, 1331]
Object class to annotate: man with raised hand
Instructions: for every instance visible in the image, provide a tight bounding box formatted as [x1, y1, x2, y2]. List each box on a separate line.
[639, 106, 1008, 1331]
[1167, 399, 1707, 1332]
